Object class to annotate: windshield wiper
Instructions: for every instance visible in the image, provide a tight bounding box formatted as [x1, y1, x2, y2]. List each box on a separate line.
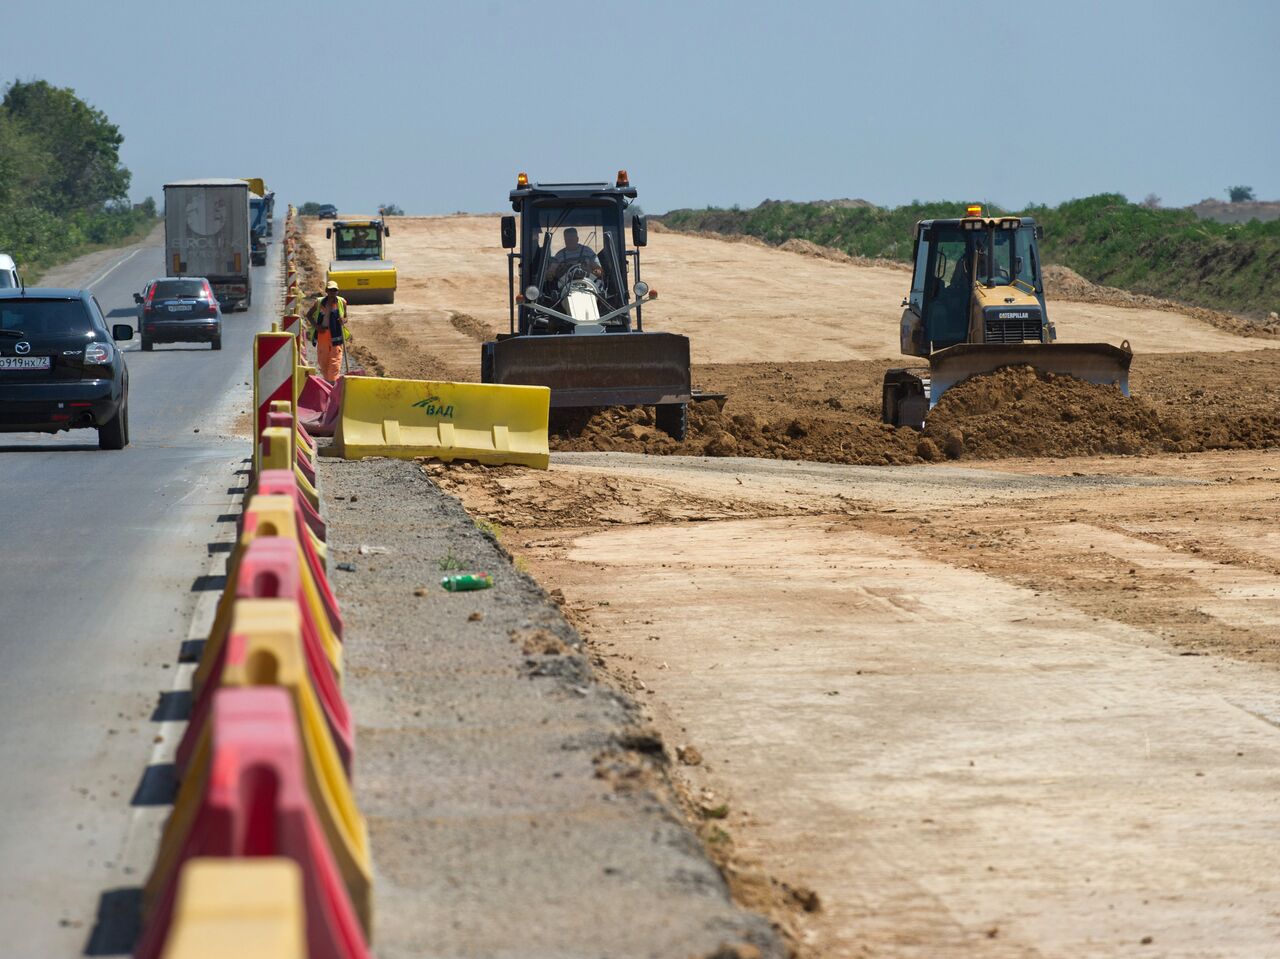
[0, 329, 26, 337]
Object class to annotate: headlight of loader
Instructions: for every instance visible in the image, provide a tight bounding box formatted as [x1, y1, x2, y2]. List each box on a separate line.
[525, 285, 540, 302]
[633, 281, 649, 299]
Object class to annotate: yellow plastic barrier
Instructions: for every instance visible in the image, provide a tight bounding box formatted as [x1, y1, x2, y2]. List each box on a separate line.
[329, 376, 550, 468]
[220, 600, 373, 936]
[161, 858, 304, 959]
[195, 495, 342, 696]
[260, 425, 322, 515]
[269, 399, 315, 468]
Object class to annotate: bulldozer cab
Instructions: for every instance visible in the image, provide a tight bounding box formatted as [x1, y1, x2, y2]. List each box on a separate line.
[328, 219, 389, 262]
[905, 213, 1046, 355]
[501, 175, 646, 336]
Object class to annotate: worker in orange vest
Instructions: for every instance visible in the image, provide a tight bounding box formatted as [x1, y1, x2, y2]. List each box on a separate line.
[306, 281, 352, 382]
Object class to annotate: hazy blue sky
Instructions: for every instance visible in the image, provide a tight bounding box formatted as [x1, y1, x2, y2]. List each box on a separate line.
[4, 0, 1277, 214]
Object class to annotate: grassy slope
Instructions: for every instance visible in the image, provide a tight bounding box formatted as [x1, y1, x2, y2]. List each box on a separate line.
[662, 194, 1280, 316]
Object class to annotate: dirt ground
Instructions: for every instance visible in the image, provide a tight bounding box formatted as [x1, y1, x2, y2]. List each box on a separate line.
[437, 451, 1280, 957]
[303, 217, 1280, 956]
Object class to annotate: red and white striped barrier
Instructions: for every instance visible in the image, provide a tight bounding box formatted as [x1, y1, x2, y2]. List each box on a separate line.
[253, 331, 297, 468]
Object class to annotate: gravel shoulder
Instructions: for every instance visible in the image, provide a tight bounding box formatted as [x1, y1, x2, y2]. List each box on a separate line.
[320, 455, 782, 959]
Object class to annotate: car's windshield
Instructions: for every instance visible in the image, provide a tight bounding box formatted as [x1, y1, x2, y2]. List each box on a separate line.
[0, 300, 92, 335]
[334, 226, 382, 260]
[153, 279, 207, 298]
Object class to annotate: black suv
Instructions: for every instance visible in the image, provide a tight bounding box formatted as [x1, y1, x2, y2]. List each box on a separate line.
[317, 204, 338, 219]
[0, 289, 133, 449]
[134, 277, 223, 350]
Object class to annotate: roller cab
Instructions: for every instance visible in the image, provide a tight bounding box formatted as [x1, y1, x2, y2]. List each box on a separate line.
[324, 218, 397, 304]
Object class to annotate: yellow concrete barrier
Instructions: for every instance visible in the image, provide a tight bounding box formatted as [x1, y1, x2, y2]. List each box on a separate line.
[161, 858, 304, 959]
[329, 376, 550, 468]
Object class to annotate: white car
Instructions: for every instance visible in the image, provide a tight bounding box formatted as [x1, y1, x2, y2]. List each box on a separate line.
[0, 254, 19, 290]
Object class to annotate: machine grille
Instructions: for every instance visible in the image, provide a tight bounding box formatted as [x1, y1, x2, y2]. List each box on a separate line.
[984, 310, 1043, 344]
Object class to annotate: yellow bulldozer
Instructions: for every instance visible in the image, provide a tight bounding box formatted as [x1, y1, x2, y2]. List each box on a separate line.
[881, 205, 1132, 428]
[324, 217, 398, 304]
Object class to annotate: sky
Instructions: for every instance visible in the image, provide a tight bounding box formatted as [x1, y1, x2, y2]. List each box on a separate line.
[3, 0, 1277, 215]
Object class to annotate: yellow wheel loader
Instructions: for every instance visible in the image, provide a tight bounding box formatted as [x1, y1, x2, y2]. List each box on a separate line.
[882, 205, 1132, 428]
[324, 217, 397, 304]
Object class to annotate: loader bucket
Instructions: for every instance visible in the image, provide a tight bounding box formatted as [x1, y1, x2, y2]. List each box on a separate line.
[928, 342, 1133, 408]
[489, 332, 692, 408]
[327, 375, 550, 468]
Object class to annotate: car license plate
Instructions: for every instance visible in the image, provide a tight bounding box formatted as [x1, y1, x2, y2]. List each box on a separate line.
[169, 304, 193, 312]
[0, 356, 51, 370]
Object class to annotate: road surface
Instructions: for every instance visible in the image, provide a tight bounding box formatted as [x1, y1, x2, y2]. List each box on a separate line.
[0, 228, 276, 955]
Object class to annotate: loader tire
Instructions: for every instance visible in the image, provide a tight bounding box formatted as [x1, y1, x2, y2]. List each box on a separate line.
[655, 402, 687, 441]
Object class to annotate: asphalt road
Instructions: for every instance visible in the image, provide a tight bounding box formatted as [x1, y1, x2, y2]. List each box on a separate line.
[0, 229, 278, 955]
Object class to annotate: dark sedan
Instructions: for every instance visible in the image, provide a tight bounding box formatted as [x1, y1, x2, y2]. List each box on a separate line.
[134, 277, 222, 350]
[0, 289, 133, 449]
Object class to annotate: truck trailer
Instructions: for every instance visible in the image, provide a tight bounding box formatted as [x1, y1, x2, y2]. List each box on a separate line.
[163, 179, 252, 311]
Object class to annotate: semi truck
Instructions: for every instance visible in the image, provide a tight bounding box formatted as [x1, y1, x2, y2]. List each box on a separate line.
[163, 179, 252, 311]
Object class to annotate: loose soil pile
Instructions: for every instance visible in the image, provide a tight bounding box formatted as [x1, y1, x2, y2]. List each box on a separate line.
[548, 353, 1280, 464]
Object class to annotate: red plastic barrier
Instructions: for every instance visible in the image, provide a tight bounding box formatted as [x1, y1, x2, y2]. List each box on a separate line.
[176, 539, 354, 779]
[136, 688, 370, 959]
[245, 499, 342, 640]
[297, 374, 333, 427]
[257, 468, 327, 543]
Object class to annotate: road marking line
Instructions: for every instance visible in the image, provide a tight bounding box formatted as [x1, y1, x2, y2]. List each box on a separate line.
[87, 247, 144, 290]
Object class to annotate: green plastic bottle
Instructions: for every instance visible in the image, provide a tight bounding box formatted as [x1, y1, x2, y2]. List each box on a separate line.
[441, 572, 494, 592]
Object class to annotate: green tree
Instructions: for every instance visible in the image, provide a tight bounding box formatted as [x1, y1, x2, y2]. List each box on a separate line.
[1227, 185, 1256, 203]
[299, 201, 323, 215]
[2, 80, 130, 214]
[379, 203, 404, 216]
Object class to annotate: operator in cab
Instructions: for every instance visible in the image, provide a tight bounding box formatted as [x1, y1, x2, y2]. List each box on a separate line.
[545, 227, 603, 283]
[306, 280, 353, 382]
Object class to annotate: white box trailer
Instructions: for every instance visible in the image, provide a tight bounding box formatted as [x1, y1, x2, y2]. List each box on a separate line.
[163, 179, 252, 311]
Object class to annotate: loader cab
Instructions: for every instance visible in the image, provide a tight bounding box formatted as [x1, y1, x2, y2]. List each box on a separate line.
[904, 210, 1047, 357]
[327, 219, 389, 261]
[501, 173, 646, 336]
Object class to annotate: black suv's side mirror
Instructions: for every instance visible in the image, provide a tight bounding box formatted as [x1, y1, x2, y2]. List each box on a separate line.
[132, 293, 142, 304]
[112, 324, 134, 342]
[632, 214, 648, 248]
[500, 215, 517, 250]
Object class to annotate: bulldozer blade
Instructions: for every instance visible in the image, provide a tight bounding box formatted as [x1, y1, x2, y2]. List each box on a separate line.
[490, 332, 692, 408]
[928, 342, 1133, 408]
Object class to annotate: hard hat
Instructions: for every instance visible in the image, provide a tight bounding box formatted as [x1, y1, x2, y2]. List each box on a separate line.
[325, 280, 339, 291]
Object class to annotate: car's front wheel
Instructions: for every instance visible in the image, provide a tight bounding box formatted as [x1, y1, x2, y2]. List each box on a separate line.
[98, 397, 129, 450]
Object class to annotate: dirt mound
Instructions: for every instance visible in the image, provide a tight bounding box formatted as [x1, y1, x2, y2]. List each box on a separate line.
[924, 365, 1280, 458]
[449, 312, 497, 342]
[550, 398, 923, 466]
